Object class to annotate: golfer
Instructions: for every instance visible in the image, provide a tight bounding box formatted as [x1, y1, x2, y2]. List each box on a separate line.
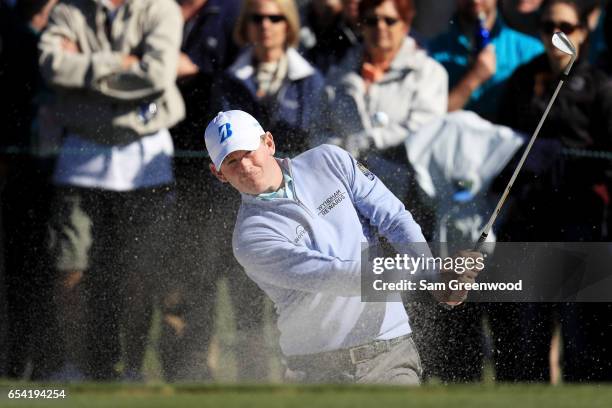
[204, 110, 481, 384]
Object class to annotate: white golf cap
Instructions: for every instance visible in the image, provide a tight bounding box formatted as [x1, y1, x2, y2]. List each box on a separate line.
[204, 110, 265, 169]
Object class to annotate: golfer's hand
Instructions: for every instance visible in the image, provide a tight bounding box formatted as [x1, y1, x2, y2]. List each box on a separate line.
[470, 44, 496, 84]
[456, 250, 484, 281]
[442, 250, 485, 305]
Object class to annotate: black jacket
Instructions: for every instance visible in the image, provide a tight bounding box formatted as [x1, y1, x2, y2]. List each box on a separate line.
[496, 55, 612, 240]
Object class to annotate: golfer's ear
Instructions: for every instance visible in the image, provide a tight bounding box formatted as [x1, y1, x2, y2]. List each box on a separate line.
[209, 163, 228, 183]
[264, 131, 276, 155]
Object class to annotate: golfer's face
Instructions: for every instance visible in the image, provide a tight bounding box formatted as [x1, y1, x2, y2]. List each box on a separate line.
[220, 135, 276, 195]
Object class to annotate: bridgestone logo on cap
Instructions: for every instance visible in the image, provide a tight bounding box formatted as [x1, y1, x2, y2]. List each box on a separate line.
[218, 123, 233, 143]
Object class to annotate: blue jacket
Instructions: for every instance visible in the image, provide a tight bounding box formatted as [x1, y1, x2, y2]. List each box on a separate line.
[232, 145, 428, 355]
[215, 48, 326, 156]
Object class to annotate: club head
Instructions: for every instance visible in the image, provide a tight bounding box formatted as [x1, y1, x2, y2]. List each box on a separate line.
[552, 32, 577, 75]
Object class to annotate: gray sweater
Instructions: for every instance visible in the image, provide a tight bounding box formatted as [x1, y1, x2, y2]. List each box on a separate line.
[233, 145, 428, 355]
[39, 0, 185, 145]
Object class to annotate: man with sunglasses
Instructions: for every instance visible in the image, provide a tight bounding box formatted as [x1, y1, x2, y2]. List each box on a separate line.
[204, 110, 483, 384]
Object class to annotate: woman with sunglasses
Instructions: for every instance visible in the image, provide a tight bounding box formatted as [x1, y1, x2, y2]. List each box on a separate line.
[498, 0, 612, 214]
[214, 0, 325, 157]
[493, 0, 612, 382]
[322, 0, 448, 200]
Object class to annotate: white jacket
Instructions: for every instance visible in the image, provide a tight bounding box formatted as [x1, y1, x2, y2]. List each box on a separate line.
[322, 37, 448, 151]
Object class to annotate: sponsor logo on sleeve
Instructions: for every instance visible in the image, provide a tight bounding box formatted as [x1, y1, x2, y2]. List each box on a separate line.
[357, 162, 375, 181]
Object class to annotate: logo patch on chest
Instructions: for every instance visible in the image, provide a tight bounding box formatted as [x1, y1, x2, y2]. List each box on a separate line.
[293, 225, 307, 244]
[317, 189, 346, 216]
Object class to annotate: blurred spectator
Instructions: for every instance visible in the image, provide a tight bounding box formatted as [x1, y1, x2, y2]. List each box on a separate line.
[216, 0, 326, 157]
[0, 0, 59, 380]
[494, 0, 612, 382]
[500, 0, 544, 37]
[299, 0, 362, 73]
[164, 0, 241, 382]
[429, 0, 544, 121]
[322, 0, 447, 200]
[39, 0, 184, 380]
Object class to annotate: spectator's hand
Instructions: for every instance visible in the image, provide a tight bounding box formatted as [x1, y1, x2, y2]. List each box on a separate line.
[470, 44, 496, 85]
[61, 37, 80, 53]
[121, 54, 139, 70]
[177, 52, 199, 78]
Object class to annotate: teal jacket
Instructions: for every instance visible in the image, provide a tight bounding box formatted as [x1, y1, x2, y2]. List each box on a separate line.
[429, 15, 544, 120]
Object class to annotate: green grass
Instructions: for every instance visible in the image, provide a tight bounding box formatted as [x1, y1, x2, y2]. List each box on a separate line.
[0, 383, 611, 408]
[4, 280, 609, 408]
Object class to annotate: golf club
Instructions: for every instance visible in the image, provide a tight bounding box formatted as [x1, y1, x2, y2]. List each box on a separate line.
[475, 32, 577, 249]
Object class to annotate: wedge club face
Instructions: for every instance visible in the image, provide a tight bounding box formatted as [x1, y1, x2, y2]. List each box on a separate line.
[552, 31, 577, 74]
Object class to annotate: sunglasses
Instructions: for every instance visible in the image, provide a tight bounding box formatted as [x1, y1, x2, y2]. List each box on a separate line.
[362, 15, 400, 27]
[540, 20, 580, 35]
[248, 13, 286, 24]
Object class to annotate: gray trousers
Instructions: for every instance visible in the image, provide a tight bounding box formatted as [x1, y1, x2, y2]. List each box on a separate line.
[285, 337, 422, 385]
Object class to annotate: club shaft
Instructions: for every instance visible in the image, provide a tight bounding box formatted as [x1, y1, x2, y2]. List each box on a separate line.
[476, 78, 566, 247]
